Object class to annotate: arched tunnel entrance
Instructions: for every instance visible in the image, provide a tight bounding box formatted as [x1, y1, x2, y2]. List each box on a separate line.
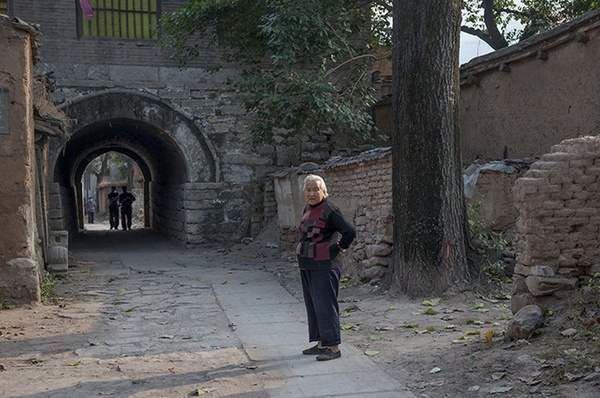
[56, 117, 188, 231]
[48, 90, 234, 244]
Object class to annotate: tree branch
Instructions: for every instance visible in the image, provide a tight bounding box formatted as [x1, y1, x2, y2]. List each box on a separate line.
[481, 0, 509, 49]
[324, 53, 378, 78]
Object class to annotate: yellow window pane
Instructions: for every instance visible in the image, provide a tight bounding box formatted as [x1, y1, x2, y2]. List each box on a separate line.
[80, 0, 158, 39]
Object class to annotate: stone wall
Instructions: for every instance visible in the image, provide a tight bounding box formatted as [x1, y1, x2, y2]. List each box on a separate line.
[274, 148, 530, 284]
[321, 149, 393, 282]
[8, 0, 356, 245]
[512, 135, 600, 313]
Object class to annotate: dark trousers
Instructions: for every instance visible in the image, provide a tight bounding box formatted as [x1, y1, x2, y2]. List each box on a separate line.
[109, 205, 119, 229]
[300, 267, 341, 347]
[87, 212, 94, 223]
[121, 207, 132, 229]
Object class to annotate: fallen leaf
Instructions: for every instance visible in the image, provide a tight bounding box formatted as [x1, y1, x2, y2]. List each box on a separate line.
[560, 328, 577, 337]
[168, 367, 175, 373]
[245, 365, 258, 369]
[387, 305, 397, 310]
[422, 299, 440, 306]
[430, 367, 441, 374]
[375, 326, 393, 331]
[369, 334, 381, 341]
[424, 309, 438, 315]
[160, 335, 175, 339]
[402, 322, 418, 329]
[344, 305, 358, 312]
[67, 361, 81, 366]
[221, 280, 228, 285]
[341, 323, 358, 330]
[466, 319, 485, 325]
[491, 371, 505, 380]
[426, 326, 435, 332]
[364, 350, 380, 356]
[120, 307, 135, 313]
[466, 330, 481, 336]
[485, 330, 495, 340]
[340, 313, 351, 318]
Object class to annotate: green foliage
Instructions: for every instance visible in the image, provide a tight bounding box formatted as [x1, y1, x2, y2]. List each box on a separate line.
[0, 291, 17, 310]
[588, 272, 600, 294]
[160, 0, 378, 143]
[41, 270, 61, 305]
[462, 0, 600, 47]
[160, 0, 599, 141]
[467, 199, 510, 281]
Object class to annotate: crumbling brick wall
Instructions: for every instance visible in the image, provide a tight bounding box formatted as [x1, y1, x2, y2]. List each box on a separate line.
[512, 136, 600, 314]
[322, 149, 393, 283]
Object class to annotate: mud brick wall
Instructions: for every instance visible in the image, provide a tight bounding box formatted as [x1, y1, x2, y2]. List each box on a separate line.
[512, 136, 600, 313]
[469, 170, 522, 232]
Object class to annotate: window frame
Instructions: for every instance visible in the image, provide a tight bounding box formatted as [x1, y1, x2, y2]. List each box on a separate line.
[0, 0, 13, 16]
[76, 0, 161, 41]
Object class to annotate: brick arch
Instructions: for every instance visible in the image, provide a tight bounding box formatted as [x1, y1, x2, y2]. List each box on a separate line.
[47, 90, 231, 243]
[512, 135, 600, 313]
[56, 89, 219, 183]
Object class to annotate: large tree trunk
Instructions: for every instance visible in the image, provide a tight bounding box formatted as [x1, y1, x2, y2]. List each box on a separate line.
[390, 0, 478, 296]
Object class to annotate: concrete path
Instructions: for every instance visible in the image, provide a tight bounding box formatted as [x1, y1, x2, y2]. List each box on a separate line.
[2, 226, 415, 397]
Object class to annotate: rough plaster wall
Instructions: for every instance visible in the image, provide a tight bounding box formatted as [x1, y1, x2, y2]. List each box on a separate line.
[0, 21, 41, 302]
[469, 170, 521, 232]
[460, 26, 600, 163]
[512, 135, 600, 313]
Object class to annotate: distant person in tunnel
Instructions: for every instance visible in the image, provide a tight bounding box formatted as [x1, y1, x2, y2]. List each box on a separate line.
[119, 186, 136, 230]
[107, 186, 120, 230]
[85, 197, 96, 224]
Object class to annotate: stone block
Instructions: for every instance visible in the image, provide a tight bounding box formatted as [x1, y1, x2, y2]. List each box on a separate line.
[506, 305, 543, 339]
[529, 265, 555, 277]
[359, 265, 386, 283]
[525, 275, 577, 296]
[365, 243, 392, 257]
[362, 256, 391, 268]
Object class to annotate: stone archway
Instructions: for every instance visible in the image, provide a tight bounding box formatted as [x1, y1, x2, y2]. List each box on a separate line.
[47, 90, 235, 244]
[512, 135, 600, 314]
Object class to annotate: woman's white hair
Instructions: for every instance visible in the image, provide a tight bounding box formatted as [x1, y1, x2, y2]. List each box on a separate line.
[302, 174, 328, 198]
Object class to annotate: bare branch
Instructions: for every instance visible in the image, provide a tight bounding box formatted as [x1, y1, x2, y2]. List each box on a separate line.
[324, 53, 378, 78]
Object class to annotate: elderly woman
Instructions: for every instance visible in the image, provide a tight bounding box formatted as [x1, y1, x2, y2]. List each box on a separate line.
[297, 174, 356, 361]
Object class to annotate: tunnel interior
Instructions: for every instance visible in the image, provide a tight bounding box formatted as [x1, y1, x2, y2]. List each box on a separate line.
[54, 117, 190, 236]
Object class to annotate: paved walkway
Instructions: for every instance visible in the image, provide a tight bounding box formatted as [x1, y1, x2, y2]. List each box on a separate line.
[2, 226, 415, 397]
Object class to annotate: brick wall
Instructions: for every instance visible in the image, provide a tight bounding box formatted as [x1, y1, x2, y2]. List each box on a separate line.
[275, 147, 528, 284]
[512, 135, 600, 313]
[11, 1, 224, 68]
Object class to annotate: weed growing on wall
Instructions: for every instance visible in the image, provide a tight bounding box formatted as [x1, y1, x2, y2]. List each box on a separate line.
[588, 273, 600, 294]
[41, 270, 61, 305]
[0, 291, 17, 310]
[467, 199, 510, 282]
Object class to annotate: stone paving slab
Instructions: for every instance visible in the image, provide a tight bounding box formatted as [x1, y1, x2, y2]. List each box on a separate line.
[0, 228, 415, 397]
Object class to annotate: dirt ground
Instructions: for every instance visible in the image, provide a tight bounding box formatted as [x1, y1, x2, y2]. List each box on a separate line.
[248, 222, 600, 398]
[2, 221, 600, 397]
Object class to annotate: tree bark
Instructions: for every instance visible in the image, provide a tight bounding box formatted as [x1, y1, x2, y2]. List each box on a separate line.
[390, 0, 477, 296]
